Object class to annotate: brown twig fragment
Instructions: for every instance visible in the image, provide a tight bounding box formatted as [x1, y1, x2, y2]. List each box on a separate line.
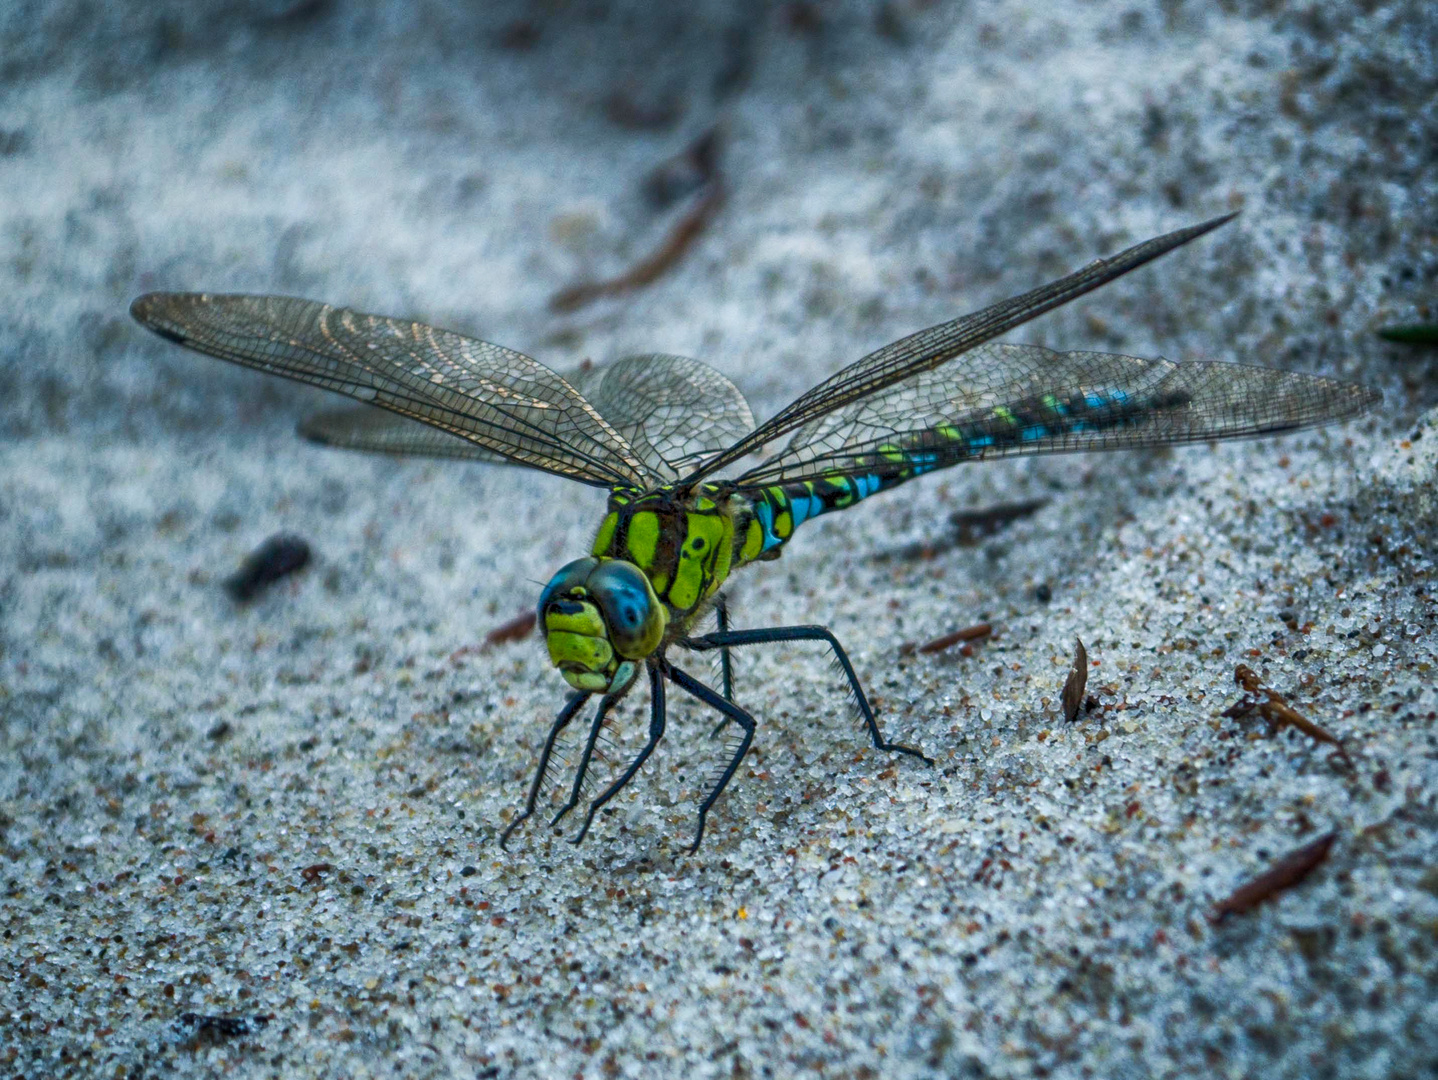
[901, 622, 992, 656]
[1223, 664, 1353, 766]
[948, 498, 1050, 546]
[550, 181, 724, 313]
[1210, 831, 1337, 921]
[877, 497, 1050, 562]
[484, 609, 538, 647]
[641, 128, 720, 207]
[1061, 638, 1088, 723]
[449, 609, 539, 665]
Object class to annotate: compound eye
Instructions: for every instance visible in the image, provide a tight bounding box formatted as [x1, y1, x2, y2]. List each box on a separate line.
[588, 560, 666, 659]
[538, 558, 600, 629]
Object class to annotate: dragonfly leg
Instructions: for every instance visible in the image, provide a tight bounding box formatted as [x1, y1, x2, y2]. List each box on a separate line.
[683, 625, 934, 765]
[708, 594, 738, 738]
[499, 690, 590, 849]
[666, 662, 756, 854]
[570, 662, 667, 846]
[549, 694, 620, 829]
[716, 595, 737, 702]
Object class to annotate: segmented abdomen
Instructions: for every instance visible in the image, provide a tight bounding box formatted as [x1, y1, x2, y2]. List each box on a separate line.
[737, 386, 1163, 558]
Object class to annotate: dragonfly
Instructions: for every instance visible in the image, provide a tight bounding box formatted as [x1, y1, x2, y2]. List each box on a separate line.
[130, 213, 1379, 853]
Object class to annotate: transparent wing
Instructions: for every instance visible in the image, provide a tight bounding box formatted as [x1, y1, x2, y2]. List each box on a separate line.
[299, 405, 516, 464]
[733, 343, 1380, 487]
[682, 214, 1238, 484]
[298, 353, 755, 482]
[130, 293, 651, 488]
[565, 354, 755, 482]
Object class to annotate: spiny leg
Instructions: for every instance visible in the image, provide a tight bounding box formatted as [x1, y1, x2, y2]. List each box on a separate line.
[709, 593, 739, 738]
[666, 662, 756, 855]
[549, 693, 620, 829]
[499, 690, 590, 849]
[716, 594, 736, 704]
[683, 624, 934, 765]
[570, 662, 667, 846]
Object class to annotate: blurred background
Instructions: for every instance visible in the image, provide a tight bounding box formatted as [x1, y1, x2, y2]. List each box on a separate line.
[2, 2, 1436, 1077]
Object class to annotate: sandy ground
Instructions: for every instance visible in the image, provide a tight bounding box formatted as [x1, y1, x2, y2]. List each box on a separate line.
[3, 2, 1437, 1077]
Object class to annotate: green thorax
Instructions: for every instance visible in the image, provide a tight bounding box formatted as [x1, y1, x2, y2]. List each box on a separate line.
[591, 483, 747, 618]
[591, 474, 896, 622]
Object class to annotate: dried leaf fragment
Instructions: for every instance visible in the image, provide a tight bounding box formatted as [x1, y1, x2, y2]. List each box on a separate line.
[1061, 638, 1088, 723]
[1223, 664, 1352, 766]
[484, 609, 538, 647]
[1210, 831, 1337, 921]
[911, 622, 993, 656]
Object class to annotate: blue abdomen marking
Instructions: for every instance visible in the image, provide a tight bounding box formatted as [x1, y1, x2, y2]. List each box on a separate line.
[739, 384, 1164, 556]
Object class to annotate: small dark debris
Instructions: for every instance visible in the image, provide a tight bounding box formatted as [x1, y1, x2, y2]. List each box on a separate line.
[781, 2, 824, 34]
[495, 19, 540, 50]
[1061, 638, 1088, 723]
[1223, 664, 1352, 766]
[882, 498, 1048, 562]
[1210, 831, 1337, 921]
[713, 20, 757, 98]
[950, 498, 1049, 545]
[300, 863, 333, 883]
[206, 720, 233, 741]
[0, 129, 29, 155]
[875, 2, 911, 44]
[223, 535, 311, 602]
[172, 1011, 272, 1048]
[460, 865, 477, 877]
[259, 0, 331, 26]
[605, 89, 685, 132]
[1035, 583, 1053, 604]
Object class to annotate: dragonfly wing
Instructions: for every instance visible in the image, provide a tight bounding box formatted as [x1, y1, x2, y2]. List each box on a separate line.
[566, 354, 756, 482]
[298, 406, 516, 463]
[295, 353, 755, 481]
[130, 293, 651, 488]
[683, 215, 1238, 483]
[733, 342, 1380, 486]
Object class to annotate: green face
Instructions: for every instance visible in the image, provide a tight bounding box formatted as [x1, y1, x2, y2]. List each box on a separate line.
[537, 557, 667, 694]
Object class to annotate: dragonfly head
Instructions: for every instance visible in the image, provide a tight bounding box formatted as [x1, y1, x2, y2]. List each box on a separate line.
[538, 557, 667, 694]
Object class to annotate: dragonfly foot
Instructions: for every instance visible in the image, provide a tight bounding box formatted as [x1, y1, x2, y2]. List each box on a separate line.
[498, 811, 531, 849]
[882, 740, 934, 766]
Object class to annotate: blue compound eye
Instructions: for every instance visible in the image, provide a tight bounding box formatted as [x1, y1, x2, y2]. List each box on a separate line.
[538, 558, 599, 625]
[588, 560, 666, 659]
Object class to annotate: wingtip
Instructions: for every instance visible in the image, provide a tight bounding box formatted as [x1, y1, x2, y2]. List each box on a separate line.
[1189, 210, 1241, 239]
[128, 293, 156, 322]
[131, 293, 193, 344]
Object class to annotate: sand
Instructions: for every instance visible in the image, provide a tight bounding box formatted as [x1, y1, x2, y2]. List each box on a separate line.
[2, 2, 1436, 1076]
